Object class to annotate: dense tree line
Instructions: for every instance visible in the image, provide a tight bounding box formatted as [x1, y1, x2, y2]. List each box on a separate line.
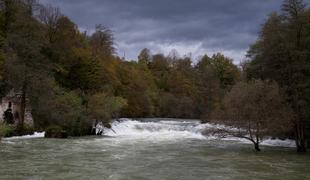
[243, 0, 310, 152]
[0, 0, 309, 153]
[0, 0, 240, 137]
[211, 0, 310, 152]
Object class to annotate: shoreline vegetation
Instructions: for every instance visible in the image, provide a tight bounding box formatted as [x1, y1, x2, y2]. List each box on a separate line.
[0, 0, 310, 152]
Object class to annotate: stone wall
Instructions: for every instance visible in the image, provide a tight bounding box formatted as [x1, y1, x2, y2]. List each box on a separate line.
[0, 94, 33, 125]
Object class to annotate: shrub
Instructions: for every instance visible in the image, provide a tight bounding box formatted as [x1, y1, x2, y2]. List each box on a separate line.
[45, 125, 68, 138]
[0, 123, 14, 138]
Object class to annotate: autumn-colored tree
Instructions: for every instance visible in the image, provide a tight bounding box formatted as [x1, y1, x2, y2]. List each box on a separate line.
[213, 80, 294, 151]
[89, 25, 115, 59]
[116, 61, 155, 117]
[138, 48, 152, 66]
[246, 0, 310, 152]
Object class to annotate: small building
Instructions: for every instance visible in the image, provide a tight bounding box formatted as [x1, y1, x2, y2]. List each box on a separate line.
[0, 90, 33, 125]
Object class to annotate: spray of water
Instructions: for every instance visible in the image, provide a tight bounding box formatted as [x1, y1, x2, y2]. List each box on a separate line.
[99, 118, 295, 147]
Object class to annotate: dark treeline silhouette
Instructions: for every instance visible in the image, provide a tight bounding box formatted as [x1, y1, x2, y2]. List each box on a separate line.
[242, 0, 310, 152]
[0, 0, 309, 152]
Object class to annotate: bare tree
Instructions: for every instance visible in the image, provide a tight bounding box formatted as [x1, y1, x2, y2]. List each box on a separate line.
[211, 80, 294, 151]
[89, 25, 115, 59]
[37, 4, 62, 43]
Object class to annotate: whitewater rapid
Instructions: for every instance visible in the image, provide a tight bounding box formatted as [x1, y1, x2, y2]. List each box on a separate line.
[101, 118, 296, 148]
[1, 118, 295, 148]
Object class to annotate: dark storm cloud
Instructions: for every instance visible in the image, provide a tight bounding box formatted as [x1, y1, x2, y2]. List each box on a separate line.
[40, 0, 284, 62]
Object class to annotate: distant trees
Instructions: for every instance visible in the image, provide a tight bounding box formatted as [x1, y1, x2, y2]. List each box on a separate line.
[89, 25, 115, 59]
[138, 48, 152, 66]
[196, 54, 240, 120]
[246, 0, 310, 152]
[212, 80, 294, 151]
[0, 0, 306, 149]
[205, 53, 240, 91]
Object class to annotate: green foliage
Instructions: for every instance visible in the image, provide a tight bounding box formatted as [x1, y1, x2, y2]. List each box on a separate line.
[65, 48, 104, 92]
[0, 123, 14, 138]
[88, 92, 127, 122]
[0, 123, 34, 138]
[198, 53, 240, 91]
[31, 85, 86, 134]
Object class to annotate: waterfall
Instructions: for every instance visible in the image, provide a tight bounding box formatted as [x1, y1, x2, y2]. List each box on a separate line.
[98, 118, 296, 147]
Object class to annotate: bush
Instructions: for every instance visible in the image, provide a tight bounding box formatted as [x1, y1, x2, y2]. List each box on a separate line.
[14, 124, 35, 136]
[0, 123, 14, 138]
[88, 92, 127, 123]
[45, 126, 68, 138]
[0, 123, 35, 138]
[65, 116, 93, 137]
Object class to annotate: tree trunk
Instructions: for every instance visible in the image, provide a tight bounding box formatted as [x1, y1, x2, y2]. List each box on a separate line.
[18, 83, 27, 131]
[254, 142, 261, 152]
[295, 121, 307, 152]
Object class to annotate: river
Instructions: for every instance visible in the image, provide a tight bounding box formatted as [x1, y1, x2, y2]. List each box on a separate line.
[0, 118, 309, 180]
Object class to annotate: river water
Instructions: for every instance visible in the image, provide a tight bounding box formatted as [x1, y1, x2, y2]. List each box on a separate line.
[0, 118, 310, 180]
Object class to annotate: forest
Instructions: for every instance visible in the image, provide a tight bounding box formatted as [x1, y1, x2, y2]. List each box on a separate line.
[0, 0, 309, 152]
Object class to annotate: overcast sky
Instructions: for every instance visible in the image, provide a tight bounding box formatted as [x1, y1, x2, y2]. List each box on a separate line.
[40, 0, 286, 63]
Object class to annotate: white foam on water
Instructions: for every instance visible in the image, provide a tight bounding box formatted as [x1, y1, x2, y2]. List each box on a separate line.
[2, 132, 45, 140]
[101, 118, 296, 147]
[102, 118, 206, 141]
[261, 138, 296, 148]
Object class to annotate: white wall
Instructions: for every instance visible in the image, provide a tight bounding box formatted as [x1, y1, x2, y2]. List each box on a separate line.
[0, 100, 7, 122]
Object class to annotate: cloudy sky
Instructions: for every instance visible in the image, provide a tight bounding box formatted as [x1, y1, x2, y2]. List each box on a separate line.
[40, 0, 286, 63]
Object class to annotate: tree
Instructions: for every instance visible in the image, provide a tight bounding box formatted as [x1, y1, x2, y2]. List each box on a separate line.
[65, 47, 104, 92]
[138, 48, 152, 66]
[88, 92, 127, 123]
[116, 61, 155, 117]
[0, 8, 7, 98]
[31, 84, 86, 136]
[38, 4, 62, 43]
[246, 0, 310, 152]
[4, 0, 47, 130]
[89, 25, 115, 59]
[209, 53, 240, 91]
[196, 55, 221, 120]
[213, 80, 294, 151]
